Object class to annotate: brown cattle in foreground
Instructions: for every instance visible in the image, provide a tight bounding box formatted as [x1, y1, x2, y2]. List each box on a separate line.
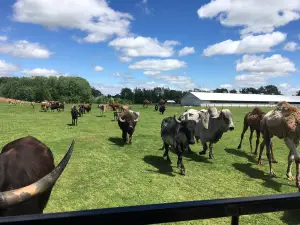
[0, 136, 74, 216]
[260, 101, 300, 190]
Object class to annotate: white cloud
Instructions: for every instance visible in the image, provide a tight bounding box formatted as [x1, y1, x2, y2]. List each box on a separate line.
[92, 83, 123, 95]
[109, 36, 176, 58]
[279, 83, 300, 95]
[144, 71, 161, 76]
[129, 59, 187, 71]
[178, 47, 195, 57]
[234, 74, 267, 87]
[220, 84, 233, 89]
[0, 60, 19, 76]
[283, 41, 299, 51]
[135, 81, 165, 89]
[158, 74, 196, 90]
[0, 36, 8, 41]
[236, 54, 296, 76]
[0, 40, 52, 58]
[136, 0, 152, 15]
[164, 40, 181, 46]
[22, 68, 67, 77]
[113, 72, 121, 77]
[203, 32, 286, 56]
[94, 65, 104, 72]
[119, 56, 132, 62]
[197, 0, 300, 36]
[12, 0, 134, 43]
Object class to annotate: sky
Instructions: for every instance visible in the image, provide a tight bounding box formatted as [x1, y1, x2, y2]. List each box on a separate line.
[0, 0, 299, 95]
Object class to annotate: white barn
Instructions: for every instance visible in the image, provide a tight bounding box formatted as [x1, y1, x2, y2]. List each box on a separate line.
[180, 92, 300, 107]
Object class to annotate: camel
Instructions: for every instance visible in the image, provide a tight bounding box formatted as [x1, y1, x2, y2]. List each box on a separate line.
[260, 101, 300, 190]
[237, 107, 277, 164]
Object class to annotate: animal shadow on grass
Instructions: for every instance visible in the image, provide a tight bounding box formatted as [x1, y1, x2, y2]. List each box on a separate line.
[225, 148, 256, 163]
[96, 115, 106, 117]
[281, 209, 300, 225]
[108, 137, 125, 147]
[232, 163, 282, 192]
[67, 123, 75, 126]
[143, 155, 175, 177]
[184, 151, 212, 164]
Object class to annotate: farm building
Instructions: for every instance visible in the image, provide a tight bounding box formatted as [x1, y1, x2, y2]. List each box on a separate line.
[181, 92, 300, 107]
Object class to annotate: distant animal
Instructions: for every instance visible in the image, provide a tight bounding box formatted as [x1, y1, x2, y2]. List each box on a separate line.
[197, 107, 235, 159]
[83, 104, 92, 113]
[159, 105, 166, 114]
[30, 102, 35, 108]
[237, 107, 277, 164]
[0, 135, 74, 216]
[160, 115, 197, 175]
[78, 104, 85, 116]
[40, 101, 51, 111]
[155, 104, 158, 111]
[99, 104, 108, 117]
[121, 105, 131, 112]
[143, 100, 152, 108]
[259, 101, 300, 190]
[109, 103, 121, 111]
[117, 110, 140, 145]
[159, 99, 167, 106]
[71, 105, 79, 126]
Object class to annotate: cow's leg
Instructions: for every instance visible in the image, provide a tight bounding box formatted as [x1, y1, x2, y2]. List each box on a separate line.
[286, 150, 295, 180]
[237, 122, 248, 149]
[163, 143, 172, 164]
[265, 132, 276, 177]
[208, 142, 214, 159]
[199, 141, 208, 155]
[270, 141, 278, 163]
[128, 132, 133, 145]
[122, 130, 127, 143]
[187, 144, 192, 154]
[76, 118, 78, 126]
[249, 127, 254, 154]
[254, 130, 260, 155]
[177, 148, 186, 175]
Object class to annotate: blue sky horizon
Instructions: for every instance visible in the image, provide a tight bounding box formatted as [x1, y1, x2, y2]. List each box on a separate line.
[0, 0, 299, 95]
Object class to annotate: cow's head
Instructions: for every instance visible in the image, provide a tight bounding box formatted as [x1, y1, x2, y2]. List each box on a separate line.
[119, 111, 140, 132]
[176, 119, 197, 144]
[218, 109, 235, 131]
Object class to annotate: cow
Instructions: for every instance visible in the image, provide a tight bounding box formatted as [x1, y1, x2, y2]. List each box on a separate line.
[159, 105, 166, 114]
[108, 103, 121, 111]
[121, 105, 131, 112]
[159, 99, 167, 106]
[0, 135, 74, 216]
[117, 110, 140, 145]
[160, 115, 197, 175]
[83, 104, 92, 113]
[71, 105, 79, 126]
[40, 101, 51, 112]
[99, 104, 108, 117]
[143, 100, 152, 108]
[78, 104, 85, 116]
[154, 104, 158, 111]
[197, 107, 235, 159]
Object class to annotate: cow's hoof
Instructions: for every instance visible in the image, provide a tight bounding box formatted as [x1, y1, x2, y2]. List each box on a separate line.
[129, 142, 132, 145]
[269, 172, 277, 178]
[237, 145, 241, 150]
[199, 151, 206, 155]
[272, 160, 278, 163]
[257, 161, 262, 166]
[180, 170, 186, 176]
[287, 176, 295, 181]
[209, 155, 214, 159]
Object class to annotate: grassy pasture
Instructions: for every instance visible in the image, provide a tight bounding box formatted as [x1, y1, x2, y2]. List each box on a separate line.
[0, 103, 299, 224]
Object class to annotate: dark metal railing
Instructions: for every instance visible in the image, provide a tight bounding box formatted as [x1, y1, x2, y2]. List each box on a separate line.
[0, 192, 300, 225]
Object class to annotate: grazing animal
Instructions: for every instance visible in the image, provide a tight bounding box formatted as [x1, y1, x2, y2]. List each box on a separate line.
[41, 101, 51, 111]
[143, 100, 152, 108]
[159, 99, 167, 106]
[78, 104, 85, 116]
[83, 104, 92, 113]
[0, 136, 74, 216]
[159, 105, 166, 114]
[160, 115, 197, 175]
[155, 104, 158, 111]
[30, 102, 35, 108]
[109, 103, 121, 111]
[71, 105, 79, 126]
[197, 107, 235, 159]
[260, 101, 300, 190]
[237, 107, 277, 164]
[121, 105, 131, 112]
[99, 104, 108, 116]
[117, 111, 140, 144]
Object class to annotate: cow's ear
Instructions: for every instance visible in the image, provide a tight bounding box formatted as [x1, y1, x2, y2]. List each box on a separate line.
[188, 113, 193, 117]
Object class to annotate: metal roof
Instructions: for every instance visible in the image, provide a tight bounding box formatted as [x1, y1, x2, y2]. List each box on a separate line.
[188, 92, 300, 103]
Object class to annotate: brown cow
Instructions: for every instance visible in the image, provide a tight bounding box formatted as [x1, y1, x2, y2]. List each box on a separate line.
[109, 103, 121, 111]
[143, 100, 152, 108]
[121, 105, 131, 112]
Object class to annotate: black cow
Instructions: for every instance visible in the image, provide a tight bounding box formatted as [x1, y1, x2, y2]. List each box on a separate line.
[154, 104, 158, 111]
[117, 111, 140, 145]
[78, 105, 85, 117]
[161, 115, 196, 175]
[0, 136, 74, 217]
[58, 102, 64, 111]
[159, 105, 166, 114]
[71, 106, 79, 126]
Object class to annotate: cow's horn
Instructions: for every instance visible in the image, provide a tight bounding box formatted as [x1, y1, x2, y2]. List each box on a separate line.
[119, 117, 125, 122]
[0, 140, 75, 209]
[175, 118, 181, 123]
[134, 113, 140, 122]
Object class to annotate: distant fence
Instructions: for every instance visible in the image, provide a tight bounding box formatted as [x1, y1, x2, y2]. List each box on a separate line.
[0, 192, 300, 224]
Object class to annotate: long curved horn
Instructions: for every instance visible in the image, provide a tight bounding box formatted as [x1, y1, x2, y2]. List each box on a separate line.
[119, 117, 125, 122]
[0, 140, 75, 209]
[134, 112, 140, 122]
[175, 118, 181, 123]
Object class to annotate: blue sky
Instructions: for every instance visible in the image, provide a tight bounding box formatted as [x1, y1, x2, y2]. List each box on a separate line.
[0, 0, 299, 95]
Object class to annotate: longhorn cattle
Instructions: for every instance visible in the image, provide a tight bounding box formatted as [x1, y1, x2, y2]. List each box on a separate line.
[197, 107, 235, 159]
[0, 136, 74, 216]
[160, 115, 197, 175]
[118, 110, 140, 145]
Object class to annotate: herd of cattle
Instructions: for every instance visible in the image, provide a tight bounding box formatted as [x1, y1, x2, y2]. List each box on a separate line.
[1, 100, 300, 218]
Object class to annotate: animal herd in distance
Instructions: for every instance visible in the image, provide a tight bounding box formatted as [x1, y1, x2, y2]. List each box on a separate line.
[1, 100, 300, 218]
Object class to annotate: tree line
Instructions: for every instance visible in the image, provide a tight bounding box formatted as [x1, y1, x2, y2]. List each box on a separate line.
[1, 76, 299, 104]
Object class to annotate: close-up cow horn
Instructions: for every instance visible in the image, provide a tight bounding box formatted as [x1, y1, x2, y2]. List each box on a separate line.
[0, 139, 75, 209]
[119, 116, 125, 122]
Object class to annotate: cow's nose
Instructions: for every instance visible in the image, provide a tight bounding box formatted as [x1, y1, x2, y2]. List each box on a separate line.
[229, 126, 235, 131]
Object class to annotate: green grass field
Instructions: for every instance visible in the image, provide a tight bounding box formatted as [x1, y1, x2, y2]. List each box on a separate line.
[0, 103, 299, 224]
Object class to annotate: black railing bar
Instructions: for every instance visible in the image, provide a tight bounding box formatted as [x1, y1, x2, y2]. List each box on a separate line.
[0, 192, 299, 225]
[231, 216, 239, 225]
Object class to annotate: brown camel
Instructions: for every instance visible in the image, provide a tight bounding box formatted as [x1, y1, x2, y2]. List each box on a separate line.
[237, 107, 277, 164]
